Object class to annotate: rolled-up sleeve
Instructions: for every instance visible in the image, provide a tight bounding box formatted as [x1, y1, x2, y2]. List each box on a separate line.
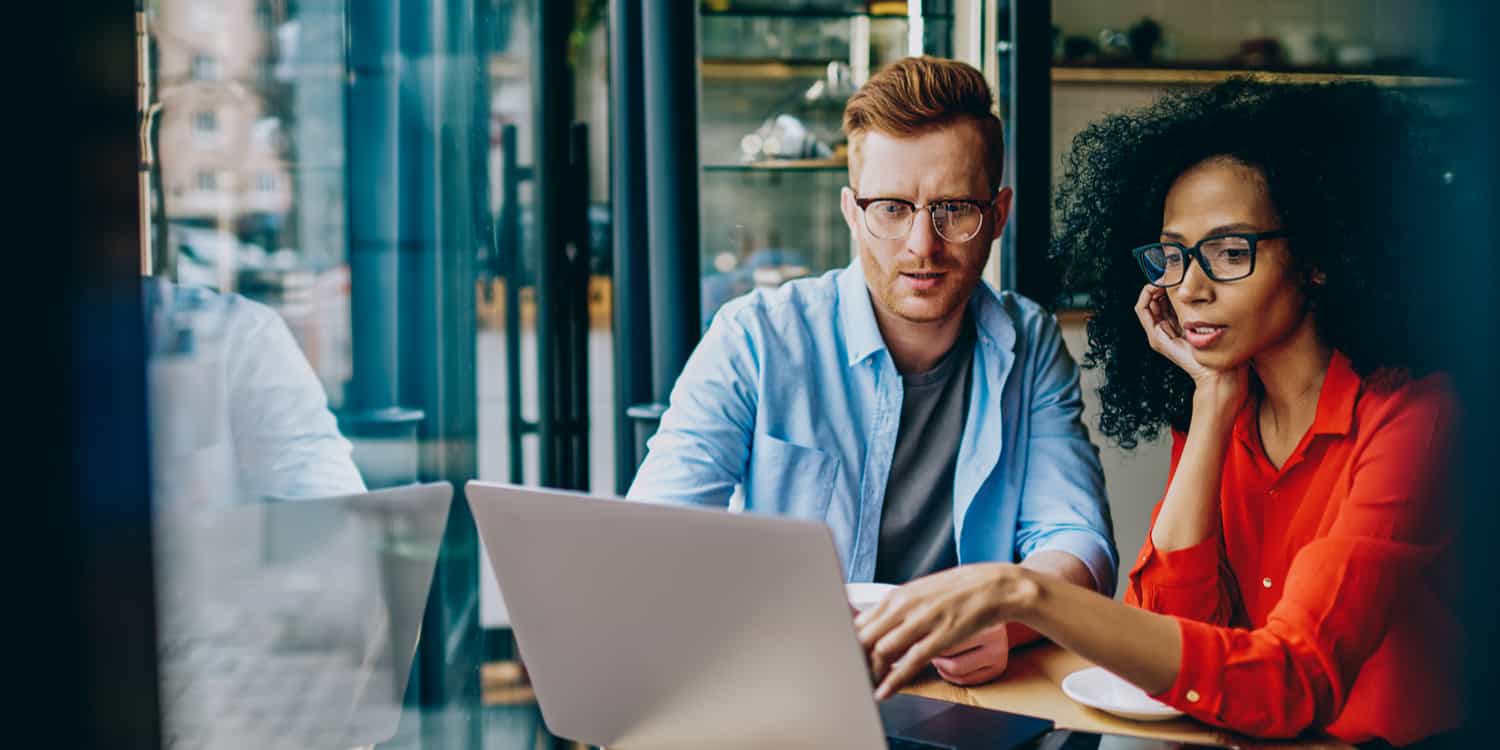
[1149, 387, 1456, 740]
[1012, 314, 1118, 596]
[626, 309, 760, 508]
[1125, 431, 1237, 625]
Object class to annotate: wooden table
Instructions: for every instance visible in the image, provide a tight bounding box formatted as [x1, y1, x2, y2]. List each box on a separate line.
[901, 642, 1355, 750]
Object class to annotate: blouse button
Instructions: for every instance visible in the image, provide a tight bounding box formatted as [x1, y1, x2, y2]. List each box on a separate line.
[1262, 577, 1273, 589]
[1186, 690, 1201, 703]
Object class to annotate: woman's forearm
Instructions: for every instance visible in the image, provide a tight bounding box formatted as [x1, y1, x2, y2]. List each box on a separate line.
[1150, 391, 1239, 552]
[1011, 567, 1183, 694]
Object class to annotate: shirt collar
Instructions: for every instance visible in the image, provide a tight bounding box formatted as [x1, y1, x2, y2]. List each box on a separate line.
[1311, 349, 1360, 437]
[835, 262, 1017, 368]
[1233, 348, 1361, 449]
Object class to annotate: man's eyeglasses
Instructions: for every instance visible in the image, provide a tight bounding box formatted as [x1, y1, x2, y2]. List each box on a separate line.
[1131, 229, 1289, 287]
[853, 195, 994, 243]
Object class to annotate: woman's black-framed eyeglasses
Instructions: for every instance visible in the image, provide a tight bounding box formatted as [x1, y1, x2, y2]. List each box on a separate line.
[1131, 229, 1290, 287]
[853, 194, 995, 243]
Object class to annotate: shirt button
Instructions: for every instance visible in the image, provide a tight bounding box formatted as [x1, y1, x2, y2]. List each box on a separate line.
[1262, 577, 1273, 589]
[1186, 690, 1201, 703]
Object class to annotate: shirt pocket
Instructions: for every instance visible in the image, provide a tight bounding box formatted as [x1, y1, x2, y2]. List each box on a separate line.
[746, 433, 840, 521]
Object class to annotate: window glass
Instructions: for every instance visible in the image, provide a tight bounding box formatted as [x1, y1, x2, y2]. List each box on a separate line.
[142, 0, 580, 746]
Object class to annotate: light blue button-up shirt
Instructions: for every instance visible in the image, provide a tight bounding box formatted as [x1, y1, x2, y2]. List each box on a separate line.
[627, 263, 1117, 593]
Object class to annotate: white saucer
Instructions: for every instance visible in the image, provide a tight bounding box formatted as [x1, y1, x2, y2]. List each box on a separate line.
[845, 582, 897, 613]
[1060, 667, 1185, 722]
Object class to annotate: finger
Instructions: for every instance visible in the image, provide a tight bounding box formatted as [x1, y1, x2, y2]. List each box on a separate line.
[1135, 299, 1163, 348]
[875, 633, 948, 700]
[1156, 295, 1182, 336]
[1134, 284, 1155, 313]
[857, 608, 901, 651]
[870, 616, 931, 676]
[853, 595, 890, 631]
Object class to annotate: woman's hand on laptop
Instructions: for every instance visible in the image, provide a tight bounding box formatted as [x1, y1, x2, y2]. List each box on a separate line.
[854, 563, 1040, 700]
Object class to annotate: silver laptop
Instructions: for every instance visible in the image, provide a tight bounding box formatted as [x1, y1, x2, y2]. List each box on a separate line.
[154, 482, 453, 750]
[466, 480, 1053, 750]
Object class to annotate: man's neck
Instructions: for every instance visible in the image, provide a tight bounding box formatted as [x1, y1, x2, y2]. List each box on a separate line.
[871, 302, 967, 375]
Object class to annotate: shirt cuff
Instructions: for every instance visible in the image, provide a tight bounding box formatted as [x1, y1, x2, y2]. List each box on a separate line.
[1152, 616, 1225, 721]
[1026, 529, 1118, 597]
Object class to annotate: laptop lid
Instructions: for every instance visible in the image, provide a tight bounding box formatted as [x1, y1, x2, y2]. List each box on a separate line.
[154, 481, 452, 749]
[466, 480, 890, 750]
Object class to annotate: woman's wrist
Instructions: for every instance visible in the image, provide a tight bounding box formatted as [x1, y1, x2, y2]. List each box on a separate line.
[1191, 373, 1246, 423]
[991, 564, 1045, 624]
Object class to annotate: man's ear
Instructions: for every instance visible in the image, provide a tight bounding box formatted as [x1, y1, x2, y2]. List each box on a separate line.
[840, 185, 862, 239]
[989, 187, 1014, 243]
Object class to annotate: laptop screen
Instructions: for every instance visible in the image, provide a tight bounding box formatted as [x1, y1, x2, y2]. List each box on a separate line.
[153, 483, 450, 749]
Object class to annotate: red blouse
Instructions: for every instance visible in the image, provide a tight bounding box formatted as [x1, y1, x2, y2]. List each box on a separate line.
[1125, 351, 1462, 745]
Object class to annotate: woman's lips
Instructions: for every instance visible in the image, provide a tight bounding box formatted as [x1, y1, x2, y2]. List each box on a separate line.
[1181, 322, 1227, 349]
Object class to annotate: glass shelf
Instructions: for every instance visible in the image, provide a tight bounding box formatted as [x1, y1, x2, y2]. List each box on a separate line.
[702, 60, 842, 79]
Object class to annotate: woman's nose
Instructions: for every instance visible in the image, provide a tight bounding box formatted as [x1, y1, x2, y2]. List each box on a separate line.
[1175, 255, 1215, 303]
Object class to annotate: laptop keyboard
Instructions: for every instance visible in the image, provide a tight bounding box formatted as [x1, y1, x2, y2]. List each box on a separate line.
[887, 735, 958, 750]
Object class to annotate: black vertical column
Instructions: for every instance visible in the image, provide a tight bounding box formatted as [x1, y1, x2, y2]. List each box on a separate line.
[13, 2, 160, 747]
[610, 0, 654, 493]
[565, 123, 593, 491]
[532, 0, 576, 489]
[1007, 0, 1056, 304]
[531, 0, 591, 492]
[642, 0, 701, 407]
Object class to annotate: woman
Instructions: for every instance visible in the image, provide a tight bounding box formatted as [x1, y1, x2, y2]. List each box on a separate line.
[855, 79, 1462, 747]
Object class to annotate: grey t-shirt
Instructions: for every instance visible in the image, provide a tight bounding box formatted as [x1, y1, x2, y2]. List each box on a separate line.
[873, 318, 976, 584]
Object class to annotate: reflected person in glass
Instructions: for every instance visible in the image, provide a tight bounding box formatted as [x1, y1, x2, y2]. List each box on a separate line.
[628, 57, 1115, 688]
[855, 80, 1462, 746]
[144, 278, 366, 505]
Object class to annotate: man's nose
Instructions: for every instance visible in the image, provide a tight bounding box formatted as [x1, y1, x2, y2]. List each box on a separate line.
[906, 208, 940, 259]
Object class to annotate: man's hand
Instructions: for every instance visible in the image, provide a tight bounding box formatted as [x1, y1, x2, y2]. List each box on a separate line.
[931, 623, 1009, 685]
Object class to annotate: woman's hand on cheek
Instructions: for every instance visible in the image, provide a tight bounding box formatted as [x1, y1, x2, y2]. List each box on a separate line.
[1134, 285, 1248, 412]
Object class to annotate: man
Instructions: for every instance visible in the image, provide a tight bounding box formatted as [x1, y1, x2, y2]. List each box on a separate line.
[144, 278, 366, 505]
[627, 57, 1114, 686]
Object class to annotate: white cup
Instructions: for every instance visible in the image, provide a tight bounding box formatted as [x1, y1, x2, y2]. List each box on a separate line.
[845, 582, 897, 613]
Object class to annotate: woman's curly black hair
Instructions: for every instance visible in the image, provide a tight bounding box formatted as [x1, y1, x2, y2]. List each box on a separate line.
[1053, 78, 1457, 449]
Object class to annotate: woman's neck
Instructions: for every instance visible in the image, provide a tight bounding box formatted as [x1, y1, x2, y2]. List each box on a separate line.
[1251, 315, 1333, 439]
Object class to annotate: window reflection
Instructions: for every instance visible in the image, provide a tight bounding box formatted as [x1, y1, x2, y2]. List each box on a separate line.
[153, 483, 452, 749]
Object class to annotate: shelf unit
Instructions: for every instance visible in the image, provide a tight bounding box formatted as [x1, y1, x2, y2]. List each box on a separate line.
[1050, 65, 1468, 88]
[695, 2, 962, 326]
